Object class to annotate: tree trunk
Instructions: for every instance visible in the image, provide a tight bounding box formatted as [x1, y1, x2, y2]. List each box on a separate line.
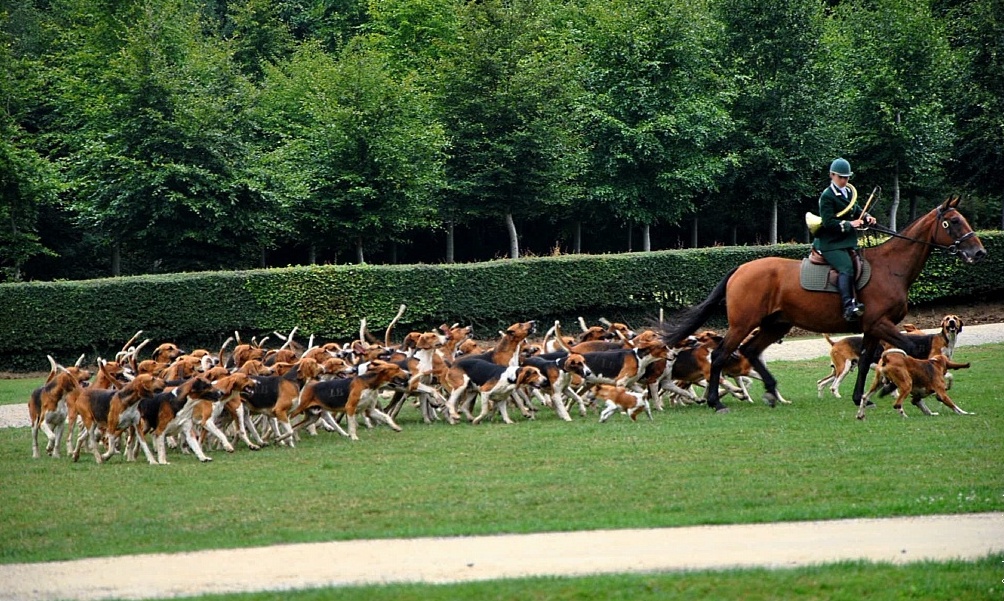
[769, 199, 778, 245]
[691, 217, 698, 248]
[641, 224, 651, 251]
[308, 243, 317, 265]
[505, 212, 519, 259]
[390, 241, 397, 264]
[909, 195, 918, 223]
[445, 220, 455, 264]
[731, 225, 738, 246]
[260, 248, 266, 268]
[356, 236, 365, 264]
[111, 242, 121, 276]
[888, 161, 900, 231]
[573, 221, 582, 254]
[626, 225, 633, 252]
[1000, 192, 1004, 230]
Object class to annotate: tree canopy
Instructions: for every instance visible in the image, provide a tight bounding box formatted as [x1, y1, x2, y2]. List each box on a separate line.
[1, 0, 1000, 280]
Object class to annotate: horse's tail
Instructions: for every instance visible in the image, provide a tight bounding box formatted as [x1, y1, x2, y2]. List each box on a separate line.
[662, 267, 738, 347]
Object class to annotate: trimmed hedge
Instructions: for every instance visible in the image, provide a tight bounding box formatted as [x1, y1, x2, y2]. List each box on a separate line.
[1, 232, 1001, 371]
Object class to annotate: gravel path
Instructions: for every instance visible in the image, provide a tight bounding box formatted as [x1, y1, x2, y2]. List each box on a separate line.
[3, 324, 1002, 600]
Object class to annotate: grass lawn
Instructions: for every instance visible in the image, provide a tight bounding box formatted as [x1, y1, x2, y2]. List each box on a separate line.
[149, 558, 1004, 601]
[1, 344, 1001, 574]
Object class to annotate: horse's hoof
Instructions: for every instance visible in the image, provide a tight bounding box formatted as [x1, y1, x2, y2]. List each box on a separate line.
[763, 393, 777, 408]
[715, 407, 730, 415]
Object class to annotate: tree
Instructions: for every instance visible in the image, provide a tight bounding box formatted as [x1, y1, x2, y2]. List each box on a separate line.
[435, 0, 586, 259]
[940, 0, 1004, 228]
[714, 0, 835, 243]
[827, 0, 955, 230]
[45, 0, 271, 275]
[576, 0, 735, 251]
[0, 47, 59, 281]
[254, 40, 448, 264]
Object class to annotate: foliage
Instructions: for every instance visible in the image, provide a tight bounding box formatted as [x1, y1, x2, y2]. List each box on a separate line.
[710, 0, 835, 240]
[576, 0, 736, 230]
[0, 0, 1002, 277]
[43, 0, 270, 273]
[0, 16, 60, 280]
[827, 0, 956, 222]
[941, 0, 1004, 222]
[254, 39, 447, 263]
[434, 0, 587, 256]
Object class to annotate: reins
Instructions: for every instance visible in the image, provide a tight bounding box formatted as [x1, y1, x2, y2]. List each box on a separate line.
[862, 211, 976, 256]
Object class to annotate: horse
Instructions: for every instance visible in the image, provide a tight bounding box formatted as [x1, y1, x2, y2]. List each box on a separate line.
[662, 196, 986, 418]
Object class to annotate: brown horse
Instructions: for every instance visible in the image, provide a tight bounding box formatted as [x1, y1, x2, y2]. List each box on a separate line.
[663, 196, 986, 417]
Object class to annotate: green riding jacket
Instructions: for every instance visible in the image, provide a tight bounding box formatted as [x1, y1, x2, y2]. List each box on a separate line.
[811, 183, 864, 252]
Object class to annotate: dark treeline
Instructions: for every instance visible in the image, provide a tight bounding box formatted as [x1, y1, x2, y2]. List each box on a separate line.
[1, 0, 1001, 281]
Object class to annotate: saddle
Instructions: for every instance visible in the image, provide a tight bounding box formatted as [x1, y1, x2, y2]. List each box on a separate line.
[800, 249, 871, 293]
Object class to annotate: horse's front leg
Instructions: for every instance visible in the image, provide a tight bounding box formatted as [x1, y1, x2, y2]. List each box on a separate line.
[853, 338, 882, 419]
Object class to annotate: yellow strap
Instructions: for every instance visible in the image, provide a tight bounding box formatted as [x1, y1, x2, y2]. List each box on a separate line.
[835, 183, 858, 218]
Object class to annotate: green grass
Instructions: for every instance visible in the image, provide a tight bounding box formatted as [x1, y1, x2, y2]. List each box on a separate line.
[0, 376, 43, 406]
[1, 345, 1001, 566]
[153, 557, 1004, 601]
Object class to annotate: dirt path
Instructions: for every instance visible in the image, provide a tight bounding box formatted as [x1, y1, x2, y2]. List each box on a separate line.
[1, 513, 1001, 601]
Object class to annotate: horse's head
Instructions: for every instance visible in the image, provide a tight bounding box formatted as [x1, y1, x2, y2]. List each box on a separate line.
[934, 196, 986, 264]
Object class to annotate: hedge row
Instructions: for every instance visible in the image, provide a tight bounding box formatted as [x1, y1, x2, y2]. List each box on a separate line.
[1, 232, 1001, 371]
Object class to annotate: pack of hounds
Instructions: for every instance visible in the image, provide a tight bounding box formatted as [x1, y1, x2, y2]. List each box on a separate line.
[27, 307, 972, 464]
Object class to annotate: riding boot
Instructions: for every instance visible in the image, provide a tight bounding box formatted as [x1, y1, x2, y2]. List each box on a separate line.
[837, 273, 864, 321]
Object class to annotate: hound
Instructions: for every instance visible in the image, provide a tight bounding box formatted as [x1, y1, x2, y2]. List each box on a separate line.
[196, 372, 259, 451]
[817, 334, 864, 399]
[137, 376, 223, 464]
[69, 371, 165, 464]
[444, 358, 547, 425]
[287, 360, 411, 441]
[29, 355, 91, 458]
[102, 373, 167, 463]
[592, 384, 652, 422]
[822, 315, 965, 399]
[860, 349, 971, 418]
[239, 357, 324, 447]
[521, 351, 592, 421]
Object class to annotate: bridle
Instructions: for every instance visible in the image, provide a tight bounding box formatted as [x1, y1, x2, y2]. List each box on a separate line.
[863, 208, 976, 256]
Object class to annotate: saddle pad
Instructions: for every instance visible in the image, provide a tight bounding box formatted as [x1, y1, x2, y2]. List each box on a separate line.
[799, 258, 871, 293]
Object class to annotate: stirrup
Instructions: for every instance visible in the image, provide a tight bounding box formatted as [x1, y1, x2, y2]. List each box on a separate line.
[843, 302, 864, 321]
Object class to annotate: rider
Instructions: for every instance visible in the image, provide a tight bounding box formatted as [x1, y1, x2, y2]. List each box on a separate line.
[812, 158, 876, 321]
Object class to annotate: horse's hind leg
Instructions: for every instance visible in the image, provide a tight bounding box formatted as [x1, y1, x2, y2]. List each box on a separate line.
[706, 326, 759, 413]
[738, 323, 792, 408]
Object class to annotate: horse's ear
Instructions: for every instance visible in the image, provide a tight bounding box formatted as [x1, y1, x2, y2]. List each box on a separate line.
[950, 195, 961, 208]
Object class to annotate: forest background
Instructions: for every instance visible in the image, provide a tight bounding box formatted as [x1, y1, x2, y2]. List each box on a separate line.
[1, 0, 1002, 282]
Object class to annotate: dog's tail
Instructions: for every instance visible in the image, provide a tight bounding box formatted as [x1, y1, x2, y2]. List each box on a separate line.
[944, 358, 971, 371]
[661, 267, 738, 347]
[823, 334, 836, 347]
[553, 322, 573, 353]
